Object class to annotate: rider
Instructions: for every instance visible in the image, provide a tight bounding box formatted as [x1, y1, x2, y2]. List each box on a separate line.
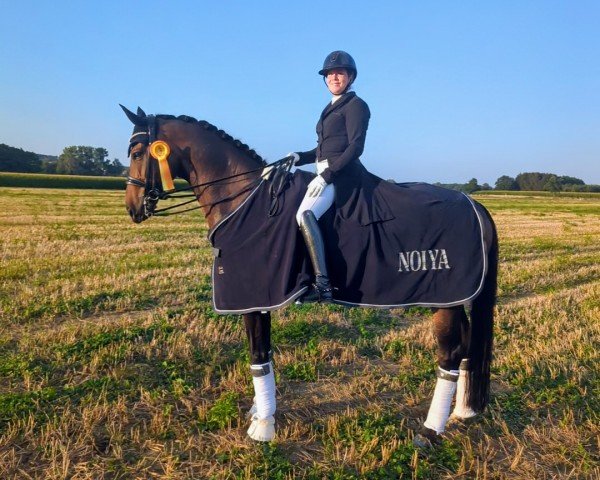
[288, 50, 371, 303]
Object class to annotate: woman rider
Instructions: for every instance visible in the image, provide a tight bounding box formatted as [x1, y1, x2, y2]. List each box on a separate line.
[288, 50, 371, 303]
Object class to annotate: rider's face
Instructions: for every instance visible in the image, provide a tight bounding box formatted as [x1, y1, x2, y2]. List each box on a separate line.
[326, 69, 351, 95]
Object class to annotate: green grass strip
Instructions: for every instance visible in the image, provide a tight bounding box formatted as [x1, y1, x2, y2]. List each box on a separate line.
[0, 172, 189, 190]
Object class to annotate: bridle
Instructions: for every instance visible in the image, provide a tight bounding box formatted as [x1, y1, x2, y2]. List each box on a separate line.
[125, 115, 166, 216]
[126, 116, 294, 218]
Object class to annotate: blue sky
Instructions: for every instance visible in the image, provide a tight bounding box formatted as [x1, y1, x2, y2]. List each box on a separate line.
[1, 1, 598, 184]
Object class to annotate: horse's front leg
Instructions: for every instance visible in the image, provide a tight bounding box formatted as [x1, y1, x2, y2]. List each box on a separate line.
[421, 306, 470, 440]
[243, 311, 276, 442]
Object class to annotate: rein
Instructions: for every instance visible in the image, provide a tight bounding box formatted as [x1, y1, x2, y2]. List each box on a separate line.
[126, 115, 295, 218]
[138, 164, 274, 217]
[126, 116, 294, 217]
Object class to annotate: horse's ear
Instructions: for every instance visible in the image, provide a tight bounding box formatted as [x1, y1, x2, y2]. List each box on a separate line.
[119, 104, 146, 126]
[136, 106, 146, 117]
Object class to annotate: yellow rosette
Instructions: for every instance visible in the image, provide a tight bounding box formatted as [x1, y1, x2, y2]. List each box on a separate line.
[149, 140, 175, 192]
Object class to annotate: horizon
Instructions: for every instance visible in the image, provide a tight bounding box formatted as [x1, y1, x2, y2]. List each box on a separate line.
[2, 143, 597, 187]
[1, 1, 599, 185]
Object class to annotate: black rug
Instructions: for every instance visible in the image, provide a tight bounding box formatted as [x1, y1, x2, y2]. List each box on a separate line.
[209, 171, 486, 313]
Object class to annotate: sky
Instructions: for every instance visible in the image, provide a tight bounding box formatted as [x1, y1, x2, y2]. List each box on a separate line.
[1, 1, 599, 185]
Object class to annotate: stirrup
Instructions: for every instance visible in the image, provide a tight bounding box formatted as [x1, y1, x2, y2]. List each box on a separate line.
[301, 283, 333, 303]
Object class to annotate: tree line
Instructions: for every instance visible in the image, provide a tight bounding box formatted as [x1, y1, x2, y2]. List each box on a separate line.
[0, 143, 126, 176]
[2, 142, 598, 192]
[436, 173, 599, 193]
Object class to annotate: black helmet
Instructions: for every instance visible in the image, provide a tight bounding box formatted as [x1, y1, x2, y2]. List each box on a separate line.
[318, 50, 357, 79]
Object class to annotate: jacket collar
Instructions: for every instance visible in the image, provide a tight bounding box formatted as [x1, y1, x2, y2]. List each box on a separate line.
[320, 91, 356, 119]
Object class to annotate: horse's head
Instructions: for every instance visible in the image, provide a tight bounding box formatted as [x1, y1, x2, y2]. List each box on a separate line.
[121, 105, 269, 228]
[121, 105, 166, 223]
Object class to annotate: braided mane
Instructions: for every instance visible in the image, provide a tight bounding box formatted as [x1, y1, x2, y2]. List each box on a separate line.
[157, 114, 265, 165]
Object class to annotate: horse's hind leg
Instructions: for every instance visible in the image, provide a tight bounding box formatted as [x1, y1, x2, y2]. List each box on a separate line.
[243, 311, 276, 442]
[422, 306, 468, 438]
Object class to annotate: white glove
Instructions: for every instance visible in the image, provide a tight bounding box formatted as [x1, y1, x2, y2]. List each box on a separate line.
[286, 152, 300, 165]
[307, 175, 328, 198]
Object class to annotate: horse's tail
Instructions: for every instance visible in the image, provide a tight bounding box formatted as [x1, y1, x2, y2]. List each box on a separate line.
[467, 208, 498, 412]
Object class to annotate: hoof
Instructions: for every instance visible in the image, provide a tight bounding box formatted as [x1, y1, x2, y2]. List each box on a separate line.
[450, 408, 478, 421]
[247, 415, 275, 442]
[413, 433, 432, 449]
[448, 411, 479, 427]
[413, 426, 442, 448]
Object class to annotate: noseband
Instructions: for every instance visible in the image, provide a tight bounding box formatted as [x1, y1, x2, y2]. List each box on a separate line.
[126, 172, 162, 217]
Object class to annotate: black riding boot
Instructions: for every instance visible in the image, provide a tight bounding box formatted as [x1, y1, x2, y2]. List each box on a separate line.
[299, 210, 333, 303]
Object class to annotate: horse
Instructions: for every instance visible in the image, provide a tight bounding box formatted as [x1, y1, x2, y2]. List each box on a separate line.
[121, 105, 498, 444]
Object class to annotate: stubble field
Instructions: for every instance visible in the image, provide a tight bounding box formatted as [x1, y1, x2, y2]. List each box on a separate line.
[0, 188, 598, 479]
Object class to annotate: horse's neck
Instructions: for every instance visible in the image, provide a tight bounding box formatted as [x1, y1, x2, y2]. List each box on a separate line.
[186, 144, 262, 229]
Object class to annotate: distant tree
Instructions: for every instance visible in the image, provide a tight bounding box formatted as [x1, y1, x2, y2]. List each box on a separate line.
[106, 158, 126, 176]
[563, 183, 600, 193]
[516, 172, 558, 191]
[56, 146, 122, 176]
[557, 175, 584, 186]
[434, 179, 484, 193]
[39, 154, 58, 174]
[433, 182, 467, 192]
[516, 172, 541, 190]
[41, 158, 57, 174]
[464, 178, 481, 194]
[543, 175, 561, 192]
[0, 143, 42, 173]
[495, 175, 518, 190]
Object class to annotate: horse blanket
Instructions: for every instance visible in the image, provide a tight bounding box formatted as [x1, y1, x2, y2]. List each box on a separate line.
[208, 170, 487, 314]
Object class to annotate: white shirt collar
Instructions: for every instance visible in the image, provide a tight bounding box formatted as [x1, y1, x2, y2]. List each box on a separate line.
[331, 88, 353, 104]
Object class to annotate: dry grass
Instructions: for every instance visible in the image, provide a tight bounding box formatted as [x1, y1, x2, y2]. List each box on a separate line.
[0, 188, 598, 479]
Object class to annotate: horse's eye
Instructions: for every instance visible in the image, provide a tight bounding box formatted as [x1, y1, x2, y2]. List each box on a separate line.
[132, 151, 143, 160]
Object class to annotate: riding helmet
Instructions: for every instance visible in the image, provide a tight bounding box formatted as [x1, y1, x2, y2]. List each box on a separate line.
[318, 50, 357, 79]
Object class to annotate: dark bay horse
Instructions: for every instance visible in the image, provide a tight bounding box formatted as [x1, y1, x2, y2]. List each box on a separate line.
[121, 106, 498, 443]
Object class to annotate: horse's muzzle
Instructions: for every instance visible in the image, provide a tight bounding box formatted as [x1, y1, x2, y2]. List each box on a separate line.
[127, 206, 148, 224]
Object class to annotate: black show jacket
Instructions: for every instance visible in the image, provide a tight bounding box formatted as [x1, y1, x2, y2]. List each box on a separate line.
[296, 91, 394, 226]
[296, 91, 370, 184]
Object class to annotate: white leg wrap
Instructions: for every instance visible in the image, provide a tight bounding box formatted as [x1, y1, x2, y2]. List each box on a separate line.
[424, 367, 459, 434]
[452, 359, 478, 419]
[249, 362, 276, 419]
[247, 362, 276, 442]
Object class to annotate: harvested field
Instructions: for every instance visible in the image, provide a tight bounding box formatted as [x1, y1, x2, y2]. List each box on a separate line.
[0, 188, 598, 479]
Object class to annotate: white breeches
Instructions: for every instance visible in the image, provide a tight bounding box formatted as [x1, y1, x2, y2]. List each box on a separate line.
[296, 159, 335, 225]
[296, 184, 335, 225]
